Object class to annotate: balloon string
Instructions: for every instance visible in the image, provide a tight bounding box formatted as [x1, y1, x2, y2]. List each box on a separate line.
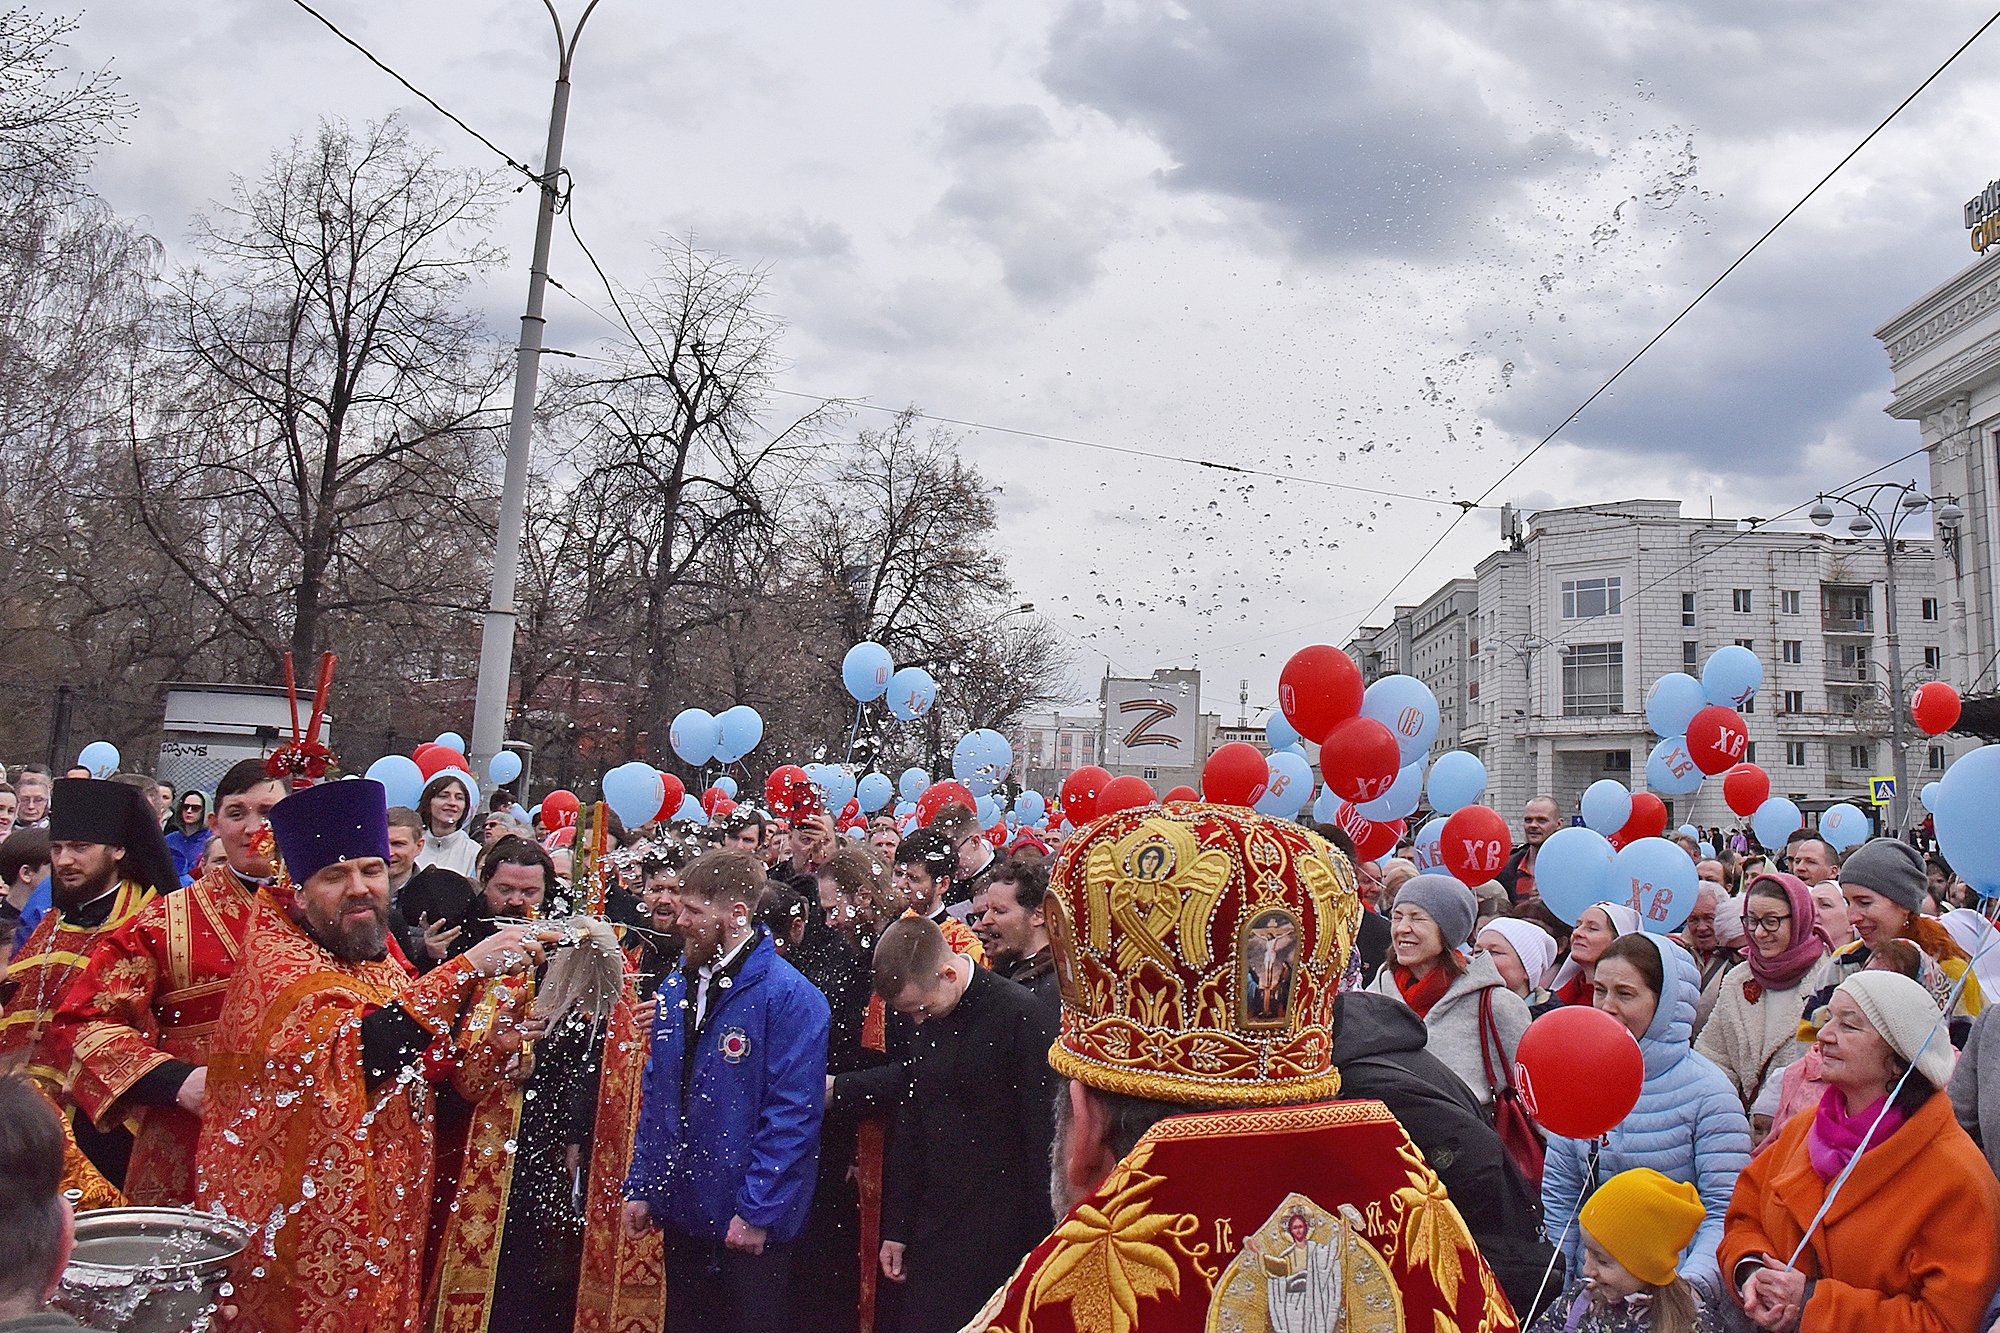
[1531, 1138, 1599, 1315]
[844, 701, 864, 763]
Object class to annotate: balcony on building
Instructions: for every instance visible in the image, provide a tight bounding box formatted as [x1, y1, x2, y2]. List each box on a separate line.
[1820, 584, 1874, 635]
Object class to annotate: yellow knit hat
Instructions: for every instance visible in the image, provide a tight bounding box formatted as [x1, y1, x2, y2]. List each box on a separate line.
[1579, 1169, 1706, 1288]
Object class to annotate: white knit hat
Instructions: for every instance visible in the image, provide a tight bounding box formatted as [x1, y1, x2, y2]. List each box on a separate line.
[1477, 917, 1559, 989]
[1836, 970, 1955, 1091]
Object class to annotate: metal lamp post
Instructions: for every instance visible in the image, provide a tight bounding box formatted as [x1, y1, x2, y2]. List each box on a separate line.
[1808, 484, 1963, 836]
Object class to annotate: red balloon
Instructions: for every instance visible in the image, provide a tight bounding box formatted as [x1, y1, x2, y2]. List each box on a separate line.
[1060, 766, 1112, 825]
[986, 824, 1007, 846]
[1610, 791, 1669, 850]
[915, 780, 976, 827]
[1334, 802, 1405, 862]
[415, 744, 469, 780]
[1440, 804, 1512, 885]
[709, 796, 737, 819]
[653, 773, 687, 823]
[840, 799, 861, 823]
[1278, 645, 1365, 744]
[1721, 763, 1769, 818]
[1163, 785, 1200, 803]
[1319, 716, 1402, 803]
[765, 765, 820, 821]
[1202, 742, 1270, 806]
[541, 789, 581, 831]
[1913, 681, 1963, 737]
[1685, 704, 1749, 776]
[1514, 1006, 1645, 1139]
[700, 785, 730, 817]
[1098, 775, 1157, 816]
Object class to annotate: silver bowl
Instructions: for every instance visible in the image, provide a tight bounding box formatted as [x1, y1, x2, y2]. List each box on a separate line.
[54, 1207, 250, 1333]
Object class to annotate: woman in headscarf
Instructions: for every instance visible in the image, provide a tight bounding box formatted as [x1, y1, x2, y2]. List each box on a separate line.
[1695, 873, 1838, 1111]
[1838, 839, 1982, 1018]
[1547, 901, 1641, 1007]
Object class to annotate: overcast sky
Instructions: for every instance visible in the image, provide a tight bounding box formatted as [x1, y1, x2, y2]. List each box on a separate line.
[60, 0, 2000, 718]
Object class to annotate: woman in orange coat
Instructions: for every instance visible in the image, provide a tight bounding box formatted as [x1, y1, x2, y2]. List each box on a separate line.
[1720, 971, 2000, 1332]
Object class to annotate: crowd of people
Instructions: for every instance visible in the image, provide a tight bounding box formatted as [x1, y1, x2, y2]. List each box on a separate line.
[0, 752, 1998, 1332]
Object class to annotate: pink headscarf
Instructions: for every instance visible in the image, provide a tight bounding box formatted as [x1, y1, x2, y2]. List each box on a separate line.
[1742, 871, 1832, 992]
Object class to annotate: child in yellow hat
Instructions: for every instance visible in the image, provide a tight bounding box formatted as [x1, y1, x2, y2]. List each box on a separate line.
[1528, 1168, 1712, 1333]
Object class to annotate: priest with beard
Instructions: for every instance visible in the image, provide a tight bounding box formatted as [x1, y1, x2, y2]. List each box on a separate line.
[195, 779, 547, 1333]
[0, 777, 177, 1204]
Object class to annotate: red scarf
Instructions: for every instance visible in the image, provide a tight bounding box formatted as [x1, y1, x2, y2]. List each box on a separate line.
[1392, 963, 1454, 1017]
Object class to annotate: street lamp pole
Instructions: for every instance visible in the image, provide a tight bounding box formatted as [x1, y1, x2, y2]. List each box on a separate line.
[1810, 484, 1964, 837]
[470, 0, 602, 773]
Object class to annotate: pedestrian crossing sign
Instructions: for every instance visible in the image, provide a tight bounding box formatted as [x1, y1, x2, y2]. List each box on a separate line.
[1870, 776, 1896, 806]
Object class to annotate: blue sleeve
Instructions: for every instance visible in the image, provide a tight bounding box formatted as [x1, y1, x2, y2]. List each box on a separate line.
[1684, 1079, 1752, 1305]
[736, 977, 831, 1230]
[1541, 1132, 1588, 1274]
[622, 989, 681, 1211]
[14, 877, 49, 952]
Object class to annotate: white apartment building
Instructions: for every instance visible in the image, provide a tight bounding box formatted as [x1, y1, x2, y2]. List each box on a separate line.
[1350, 500, 1950, 832]
[1009, 709, 1102, 797]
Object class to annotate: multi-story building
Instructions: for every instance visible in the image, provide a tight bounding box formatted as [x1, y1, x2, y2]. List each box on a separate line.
[1009, 709, 1103, 798]
[1346, 500, 1951, 832]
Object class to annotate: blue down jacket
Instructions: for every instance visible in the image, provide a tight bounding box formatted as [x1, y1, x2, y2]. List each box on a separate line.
[1540, 932, 1751, 1307]
[624, 930, 831, 1242]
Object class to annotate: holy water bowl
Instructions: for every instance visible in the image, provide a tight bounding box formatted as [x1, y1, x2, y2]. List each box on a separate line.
[55, 1207, 249, 1333]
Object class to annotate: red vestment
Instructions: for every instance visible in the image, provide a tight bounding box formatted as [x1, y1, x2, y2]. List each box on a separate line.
[196, 888, 495, 1333]
[0, 879, 156, 1211]
[58, 864, 257, 1204]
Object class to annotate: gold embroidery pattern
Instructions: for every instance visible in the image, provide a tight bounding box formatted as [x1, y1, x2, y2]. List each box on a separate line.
[1389, 1139, 1474, 1308]
[1019, 1145, 1214, 1333]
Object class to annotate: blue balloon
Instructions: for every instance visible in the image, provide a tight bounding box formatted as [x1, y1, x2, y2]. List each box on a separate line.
[1410, 815, 1449, 873]
[1645, 673, 1707, 739]
[847, 825, 867, 839]
[843, 642, 895, 703]
[975, 795, 1001, 827]
[602, 762, 665, 827]
[1645, 737, 1702, 797]
[818, 767, 858, 814]
[1016, 790, 1047, 824]
[1357, 756, 1425, 822]
[1677, 824, 1698, 841]
[1311, 783, 1341, 825]
[1752, 796, 1803, 850]
[714, 775, 739, 799]
[1819, 802, 1870, 852]
[433, 731, 466, 754]
[887, 667, 937, 722]
[487, 749, 523, 786]
[857, 773, 894, 814]
[1535, 825, 1618, 926]
[77, 739, 120, 778]
[898, 768, 931, 804]
[893, 800, 917, 819]
[713, 705, 764, 764]
[1922, 780, 1943, 814]
[1256, 751, 1314, 818]
[951, 729, 1014, 798]
[1361, 674, 1440, 765]
[1937, 747, 2000, 895]
[675, 793, 707, 825]
[365, 754, 424, 808]
[669, 709, 719, 766]
[1614, 836, 1699, 932]
[1581, 779, 1633, 834]
[1699, 841, 1716, 859]
[1266, 712, 1301, 753]
[1426, 751, 1487, 814]
[1702, 644, 1764, 709]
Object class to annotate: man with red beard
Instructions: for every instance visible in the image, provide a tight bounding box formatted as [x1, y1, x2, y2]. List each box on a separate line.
[196, 778, 545, 1333]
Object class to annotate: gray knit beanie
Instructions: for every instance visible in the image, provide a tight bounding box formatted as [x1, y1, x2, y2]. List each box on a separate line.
[1395, 874, 1479, 950]
[1839, 838, 1928, 913]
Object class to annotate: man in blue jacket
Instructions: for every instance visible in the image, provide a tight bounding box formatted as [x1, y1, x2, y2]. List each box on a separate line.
[621, 848, 831, 1332]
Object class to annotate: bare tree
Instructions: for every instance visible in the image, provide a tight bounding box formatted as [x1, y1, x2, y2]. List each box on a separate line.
[131, 116, 509, 670]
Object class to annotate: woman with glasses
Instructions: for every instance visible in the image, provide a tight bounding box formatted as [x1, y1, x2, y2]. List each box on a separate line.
[163, 789, 212, 882]
[1694, 872, 1836, 1111]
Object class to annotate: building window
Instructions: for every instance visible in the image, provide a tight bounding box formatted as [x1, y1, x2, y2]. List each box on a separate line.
[1744, 741, 1757, 763]
[1681, 592, 1696, 627]
[1780, 590, 1801, 615]
[1562, 577, 1623, 620]
[1849, 744, 1871, 769]
[1562, 643, 1624, 717]
[1782, 689, 1804, 714]
[1142, 767, 1159, 781]
[1736, 637, 1755, 652]
[1786, 741, 1807, 767]
[1925, 646, 1942, 671]
[1682, 640, 1699, 669]
[1922, 597, 1940, 621]
[1732, 588, 1753, 613]
[1741, 693, 1755, 714]
[1929, 745, 1946, 771]
[1468, 680, 1479, 700]
[1781, 640, 1802, 664]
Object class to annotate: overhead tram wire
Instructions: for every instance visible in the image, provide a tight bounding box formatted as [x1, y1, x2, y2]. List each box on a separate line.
[1260, 5, 2000, 654]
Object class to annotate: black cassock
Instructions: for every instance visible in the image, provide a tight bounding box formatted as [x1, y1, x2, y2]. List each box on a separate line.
[881, 965, 1060, 1333]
